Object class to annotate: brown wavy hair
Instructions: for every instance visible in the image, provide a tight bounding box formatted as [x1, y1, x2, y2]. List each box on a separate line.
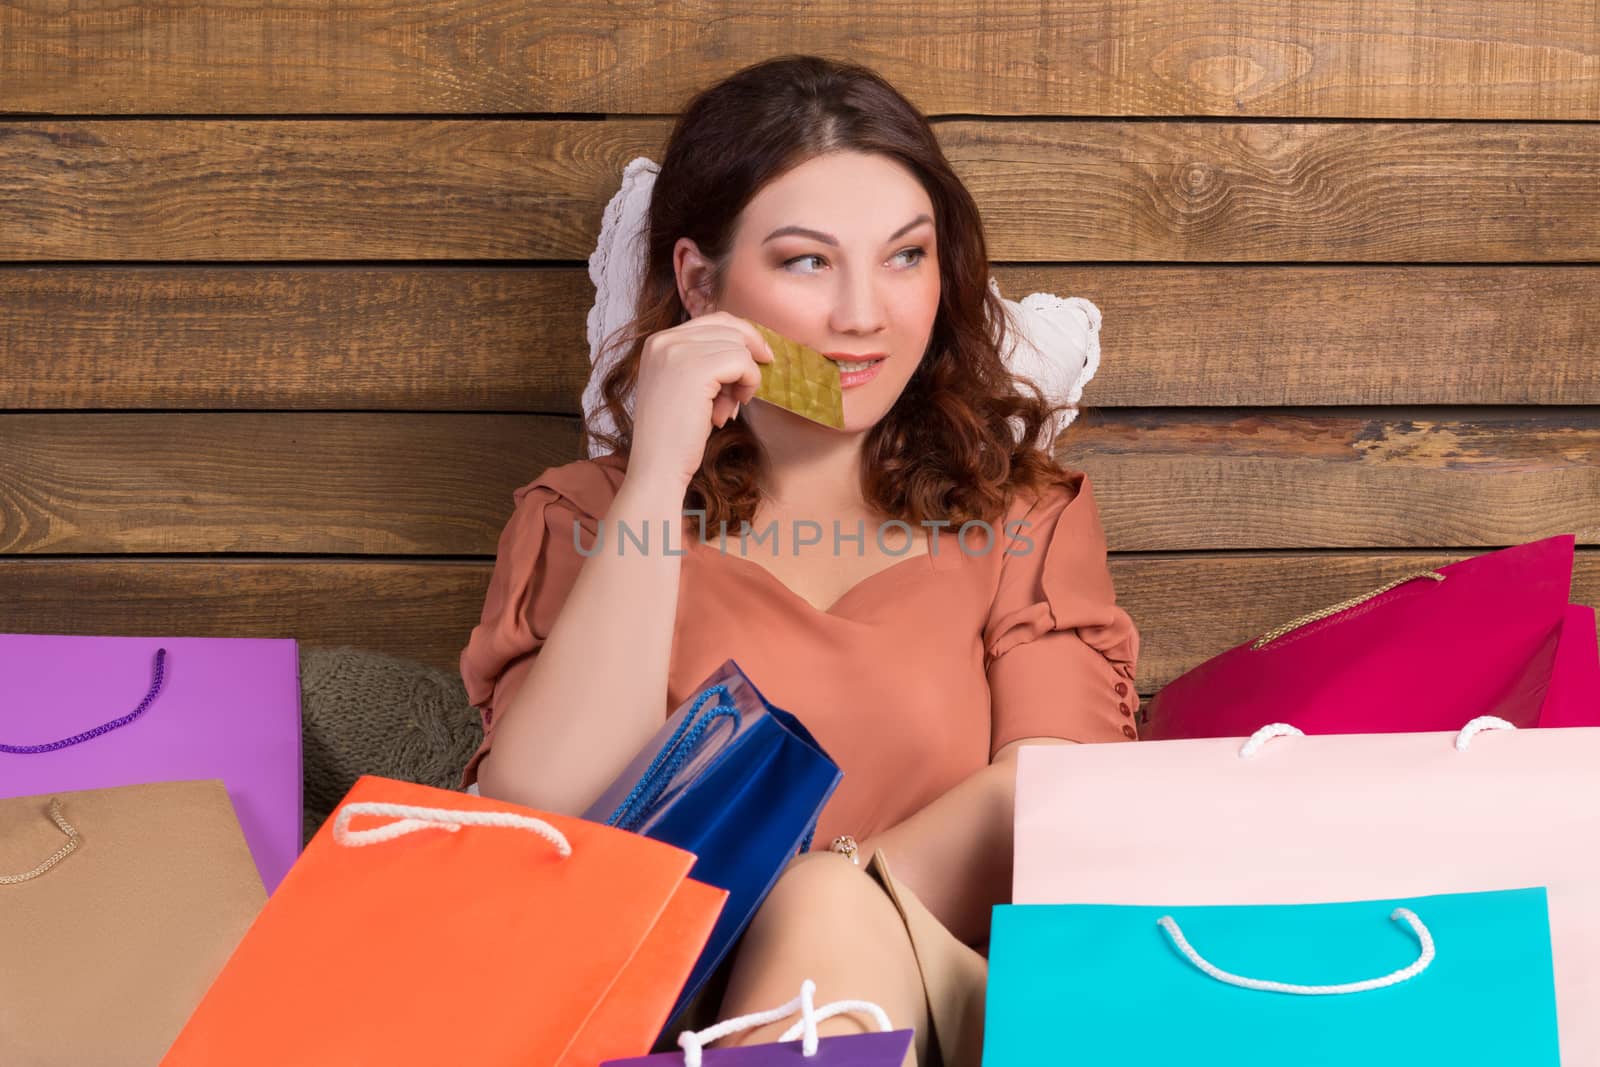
[585, 54, 1085, 533]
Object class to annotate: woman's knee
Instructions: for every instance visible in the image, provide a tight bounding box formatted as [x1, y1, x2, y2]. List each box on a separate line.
[716, 853, 930, 1062]
[736, 852, 926, 1011]
[770, 850, 874, 901]
[756, 851, 904, 936]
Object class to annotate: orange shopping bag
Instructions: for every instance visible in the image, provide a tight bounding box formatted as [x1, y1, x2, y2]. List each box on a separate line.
[161, 775, 727, 1066]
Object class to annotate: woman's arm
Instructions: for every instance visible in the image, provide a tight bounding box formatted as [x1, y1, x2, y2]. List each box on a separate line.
[476, 474, 688, 816]
[853, 737, 1076, 946]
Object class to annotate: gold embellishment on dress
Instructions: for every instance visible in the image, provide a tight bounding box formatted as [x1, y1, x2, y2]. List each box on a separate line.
[830, 833, 861, 865]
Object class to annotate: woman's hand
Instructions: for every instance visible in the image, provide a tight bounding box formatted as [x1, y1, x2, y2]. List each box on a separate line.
[626, 311, 774, 492]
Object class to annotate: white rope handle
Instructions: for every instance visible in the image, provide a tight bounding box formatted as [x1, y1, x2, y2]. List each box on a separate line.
[778, 999, 895, 1043]
[331, 801, 572, 857]
[677, 979, 894, 1065]
[1242, 716, 1520, 758]
[1238, 723, 1304, 758]
[1455, 715, 1517, 751]
[1157, 907, 1435, 995]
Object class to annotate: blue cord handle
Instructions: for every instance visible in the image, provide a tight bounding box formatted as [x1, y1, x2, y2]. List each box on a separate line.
[606, 683, 741, 832]
[605, 680, 819, 857]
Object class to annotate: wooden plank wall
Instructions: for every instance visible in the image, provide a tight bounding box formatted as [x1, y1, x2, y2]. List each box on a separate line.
[3, 3, 1597, 706]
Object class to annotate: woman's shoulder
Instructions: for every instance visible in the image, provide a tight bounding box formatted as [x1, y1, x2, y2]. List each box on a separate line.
[510, 451, 630, 517]
[998, 465, 1088, 532]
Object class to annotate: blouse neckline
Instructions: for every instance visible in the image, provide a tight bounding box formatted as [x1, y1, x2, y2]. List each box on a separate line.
[690, 525, 956, 617]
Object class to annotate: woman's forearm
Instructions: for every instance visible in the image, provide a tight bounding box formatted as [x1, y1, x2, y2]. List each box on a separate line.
[855, 740, 1073, 946]
[855, 759, 1017, 946]
[477, 474, 687, 816]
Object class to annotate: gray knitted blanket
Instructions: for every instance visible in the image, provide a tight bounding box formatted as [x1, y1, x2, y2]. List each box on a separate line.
[298, 646, 484, 846]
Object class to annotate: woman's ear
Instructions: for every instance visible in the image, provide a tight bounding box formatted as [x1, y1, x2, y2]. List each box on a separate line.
[672, 236, 717, 317]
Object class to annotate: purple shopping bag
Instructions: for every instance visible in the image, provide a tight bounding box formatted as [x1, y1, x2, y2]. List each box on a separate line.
[0, 634, 302, 893]
[602, 1032, 912, 1066]
[602, 980, 914, 1066]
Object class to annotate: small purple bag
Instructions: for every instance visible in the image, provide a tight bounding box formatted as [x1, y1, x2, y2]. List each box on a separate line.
[602, 981, 915, 1067]
[603, 1033, 914, 1066]
[0, 633, 302, 893]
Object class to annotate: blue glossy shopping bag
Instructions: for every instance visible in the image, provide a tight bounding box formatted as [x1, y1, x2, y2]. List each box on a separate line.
[584, 659, 842, 1029]
[984, 888, 1561, 1065]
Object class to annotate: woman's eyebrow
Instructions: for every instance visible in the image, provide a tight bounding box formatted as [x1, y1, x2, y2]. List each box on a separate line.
[762, 213, 933, 247]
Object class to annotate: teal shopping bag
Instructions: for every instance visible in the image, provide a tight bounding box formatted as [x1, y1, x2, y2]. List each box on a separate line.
[984, 888, 1561, 1065]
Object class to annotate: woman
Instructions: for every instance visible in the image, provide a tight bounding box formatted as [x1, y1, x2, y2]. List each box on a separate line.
[459, 55, 1141, 1066]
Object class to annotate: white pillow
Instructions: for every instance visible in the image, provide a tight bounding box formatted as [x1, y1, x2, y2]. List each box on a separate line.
[583, 156, 1102, 454]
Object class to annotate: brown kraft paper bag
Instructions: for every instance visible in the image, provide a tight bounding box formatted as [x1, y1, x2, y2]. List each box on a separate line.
[0, 779, 267, 1067]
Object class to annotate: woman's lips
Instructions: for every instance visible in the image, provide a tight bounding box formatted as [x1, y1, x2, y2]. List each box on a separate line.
[835, 359, 886, 388]
[822, 352, 887, 388]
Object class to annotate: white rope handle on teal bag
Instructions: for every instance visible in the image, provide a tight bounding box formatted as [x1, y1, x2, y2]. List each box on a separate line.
[1157, 908, 1437, 995]
[331, 801, 572, 857]
[677, 979, 894, 1065]
[1209, 715, 1511, 992]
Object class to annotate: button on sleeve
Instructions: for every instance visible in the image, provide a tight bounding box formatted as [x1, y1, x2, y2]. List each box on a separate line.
[982, 471, 1142, 759]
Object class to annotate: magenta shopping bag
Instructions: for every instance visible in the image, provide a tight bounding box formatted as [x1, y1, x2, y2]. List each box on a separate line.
[1542, 604, 1600, 727]
[1144, 535, 1597, 739]
[0, 634, 302, 893]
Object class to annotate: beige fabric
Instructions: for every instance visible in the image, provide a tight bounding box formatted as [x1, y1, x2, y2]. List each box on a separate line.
[865, 850, 989, 1067]
[0, 780, 266, 1067]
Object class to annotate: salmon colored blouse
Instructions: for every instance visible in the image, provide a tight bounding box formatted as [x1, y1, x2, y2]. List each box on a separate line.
[458, 452, 1141, 848]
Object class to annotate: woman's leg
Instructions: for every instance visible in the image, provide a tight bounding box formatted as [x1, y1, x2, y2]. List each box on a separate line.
[711, 850, 930, 1067]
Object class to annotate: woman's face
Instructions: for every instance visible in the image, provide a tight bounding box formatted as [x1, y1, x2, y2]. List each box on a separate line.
[676, 150, 942, 434]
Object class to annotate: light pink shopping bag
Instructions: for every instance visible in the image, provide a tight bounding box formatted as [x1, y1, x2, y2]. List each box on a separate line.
[1014, 725, 1600, 1060]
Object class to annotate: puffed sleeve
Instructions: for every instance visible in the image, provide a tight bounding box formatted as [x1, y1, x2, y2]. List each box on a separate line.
[456, 464, 609, 789]
[982, 470, 1142, 758]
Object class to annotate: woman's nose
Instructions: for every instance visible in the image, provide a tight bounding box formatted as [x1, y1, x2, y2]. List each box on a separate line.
[829, 272, 889, 334]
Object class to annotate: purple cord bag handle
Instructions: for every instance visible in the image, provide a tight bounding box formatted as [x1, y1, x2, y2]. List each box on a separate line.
[0, 647, 168, 754]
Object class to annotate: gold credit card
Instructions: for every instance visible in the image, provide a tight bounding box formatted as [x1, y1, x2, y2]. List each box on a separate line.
[747, 320, 845, 429]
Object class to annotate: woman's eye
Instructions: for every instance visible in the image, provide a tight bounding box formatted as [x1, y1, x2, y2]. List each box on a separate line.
[781, 247, 928, 273]
[782, 253, 827, 272]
